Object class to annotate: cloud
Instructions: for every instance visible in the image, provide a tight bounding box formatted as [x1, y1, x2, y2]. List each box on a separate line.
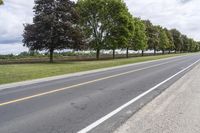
[0, 43, 28, 55]
[0, 0, 34, 54]
[179, 0, 192, 4]
[0, 0, 200, 54]
[125, 0, 200, 41]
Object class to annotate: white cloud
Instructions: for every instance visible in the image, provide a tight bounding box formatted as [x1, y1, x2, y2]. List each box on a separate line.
[0, 0, 33, 54]
[125, 0, 200, 41]
[0, 0, 200, 54]
[0, 0, 34, 44]
[0, 43, 28, 55]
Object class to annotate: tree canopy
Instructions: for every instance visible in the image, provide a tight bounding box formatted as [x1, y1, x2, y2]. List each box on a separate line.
[23, 0, 84, 62]
[164, 28, 175, 53]
[130, 18, 147, 56]
[181, 35, 190, 52]
[76, 0, 134, 59]
[23, 0, 200, 61]
[143, 20, 160, 54]
[170, 29, 183, 53]
[158, 27, 170, 54]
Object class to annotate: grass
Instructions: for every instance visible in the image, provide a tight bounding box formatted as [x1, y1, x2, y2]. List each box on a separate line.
[0, 54, 187, 85]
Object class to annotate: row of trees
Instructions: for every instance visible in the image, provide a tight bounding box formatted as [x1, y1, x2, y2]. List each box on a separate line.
[144, 20, 200, 55]
[22, 0, 200, 62]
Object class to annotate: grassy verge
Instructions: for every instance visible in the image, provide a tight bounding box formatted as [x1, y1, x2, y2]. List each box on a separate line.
[0, 54, 187, 85]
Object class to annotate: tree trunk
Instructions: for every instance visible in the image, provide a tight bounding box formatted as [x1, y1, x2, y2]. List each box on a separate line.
[154, 49, 156, 55]
[162, 50, 164, 55]
[49, 48, 54, 63]
[168, 50, 171, 54]
[126, 48, 129, 58]
[142, 50, 144, 56]
[113, 49, 115, 59]
[96, 49, 100, 60]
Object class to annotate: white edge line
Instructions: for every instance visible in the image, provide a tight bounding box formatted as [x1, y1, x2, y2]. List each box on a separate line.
[78, 59, 200, 133]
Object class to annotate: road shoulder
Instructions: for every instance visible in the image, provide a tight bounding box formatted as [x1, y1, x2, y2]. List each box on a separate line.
[114, 63, 200, 133]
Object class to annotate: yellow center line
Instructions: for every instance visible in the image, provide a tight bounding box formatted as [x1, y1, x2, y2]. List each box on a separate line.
[0, 60, 177, 107]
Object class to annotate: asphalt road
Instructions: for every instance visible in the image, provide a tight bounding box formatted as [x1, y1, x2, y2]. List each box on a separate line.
[114, 58, 200, 133]
[0, 54, 199, 133]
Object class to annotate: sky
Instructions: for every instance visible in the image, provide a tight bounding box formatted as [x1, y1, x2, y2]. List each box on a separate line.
[0, 0, 200, 54]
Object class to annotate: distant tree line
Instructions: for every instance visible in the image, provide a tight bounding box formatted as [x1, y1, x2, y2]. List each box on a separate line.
[22, 0, 200, 62]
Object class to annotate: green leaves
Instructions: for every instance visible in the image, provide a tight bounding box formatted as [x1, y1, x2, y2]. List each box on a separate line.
[77, 0, 135, 59]
[170, 29, 182, 52]
[23, 0, 84, 62]
[158, 28, 170, 53]
[22, 0, 200, 62]
[164, 29, 175, 52]
[143, 20, 159, 52]
[131, 18, 147, 51]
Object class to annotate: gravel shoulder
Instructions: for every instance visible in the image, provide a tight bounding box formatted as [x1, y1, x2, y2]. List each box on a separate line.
[114, 63, 200, 133]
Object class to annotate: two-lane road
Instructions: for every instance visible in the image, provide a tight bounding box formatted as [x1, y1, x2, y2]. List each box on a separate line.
[0, 54, 199, 133]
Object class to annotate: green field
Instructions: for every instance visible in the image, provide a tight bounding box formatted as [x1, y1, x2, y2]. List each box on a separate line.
[0, 54, 187, 85]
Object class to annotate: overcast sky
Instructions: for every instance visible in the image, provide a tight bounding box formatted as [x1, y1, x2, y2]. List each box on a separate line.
[0, 0, 199, 54]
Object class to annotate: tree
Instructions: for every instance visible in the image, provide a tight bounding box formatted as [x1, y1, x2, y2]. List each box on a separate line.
[77, 0, 107, 60]
[143, 20, 159, 55]
[196, 42, 200, 52]
[130, 18, 147, 56]
[170, 29, 182, 53]
[0, 0, 3, 5]
[164, 28, 174, 54]
[158, 27, 170, 54]
[181, 35, 190, 52]
[194, 42, 200, 52]
[105, 0, 134, 59]
[77, 0, 134, 59]
[23, 0, 84, 63]
[188, 38, 196, 52]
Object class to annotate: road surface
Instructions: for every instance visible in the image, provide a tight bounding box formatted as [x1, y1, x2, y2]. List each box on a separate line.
[0, 54, 199, 133]
[114, 57, 200, 133]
